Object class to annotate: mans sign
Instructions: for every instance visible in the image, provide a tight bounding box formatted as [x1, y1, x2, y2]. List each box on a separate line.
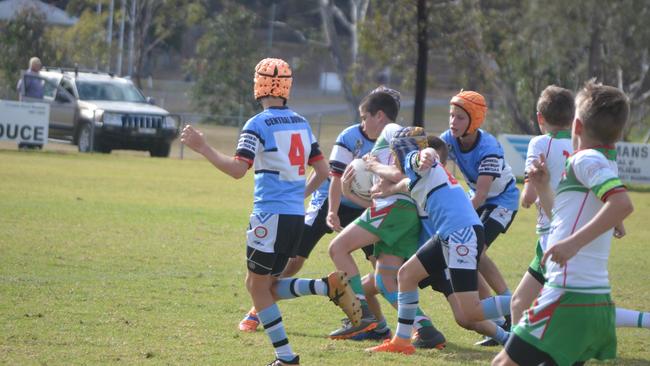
[0, 100, 49, 145]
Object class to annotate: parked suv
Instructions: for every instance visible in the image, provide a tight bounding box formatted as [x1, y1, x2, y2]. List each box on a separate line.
[21, 68, 179, 157]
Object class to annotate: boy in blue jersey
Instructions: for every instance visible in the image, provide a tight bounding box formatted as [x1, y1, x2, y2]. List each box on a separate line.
[441, 90, 519, 345]
[492, 82, 635, 366]
[367, 127, 512, 355]
[238, 86, 393, 336]
[181, 58, 360, 366]
[328, 92, 446, 348]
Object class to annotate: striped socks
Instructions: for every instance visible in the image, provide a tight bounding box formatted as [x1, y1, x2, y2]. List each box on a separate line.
[258, 304, 296, 362]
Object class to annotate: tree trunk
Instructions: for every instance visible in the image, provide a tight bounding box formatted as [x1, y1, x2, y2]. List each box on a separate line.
[319, 0, 360, 120]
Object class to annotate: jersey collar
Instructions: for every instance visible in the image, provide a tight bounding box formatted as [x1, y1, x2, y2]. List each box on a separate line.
[546, 130, 571, 139]
[576, 145, 617, 161]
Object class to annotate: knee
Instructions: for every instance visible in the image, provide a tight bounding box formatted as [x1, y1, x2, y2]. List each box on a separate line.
[328, 241, 339, 259]
[284, 257, 305, 276]
[454, 315, 474, 330]
[397, 265, 417, 287]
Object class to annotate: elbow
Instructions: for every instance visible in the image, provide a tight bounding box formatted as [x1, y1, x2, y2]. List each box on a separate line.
[230, 169, 247, 180]
[623, 201, 634, 218]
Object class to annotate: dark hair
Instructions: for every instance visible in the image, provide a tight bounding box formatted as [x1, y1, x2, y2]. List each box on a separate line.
[537, 85, 575, 127]
[427, 135, 448, 165]
[576, 81, 630, 144]
[359, 91, 399, 121]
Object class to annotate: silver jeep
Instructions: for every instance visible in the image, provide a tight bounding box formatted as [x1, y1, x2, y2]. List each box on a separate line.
[20, 68, 179, 157]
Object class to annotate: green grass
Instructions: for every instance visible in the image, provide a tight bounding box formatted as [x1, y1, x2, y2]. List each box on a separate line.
[1, 149, 649, 365]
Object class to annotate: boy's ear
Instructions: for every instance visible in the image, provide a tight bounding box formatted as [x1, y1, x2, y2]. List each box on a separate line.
[536, 112, 544, 126]
[573, 118, 583, 136]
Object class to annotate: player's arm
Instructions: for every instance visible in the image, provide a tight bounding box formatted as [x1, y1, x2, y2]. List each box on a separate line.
[520, 181, 538, 208]
[471, 175, 493, 209]
[305, 157, 328, 198]
[522, 138, 542, 208]
[181, 125, 248, 179]
[327, 174, 344, 231]
[365, 154, 404, 183]
[528, 154, 553, 217]
[371, 177, 409, 198]
[542, 191, 633, 267]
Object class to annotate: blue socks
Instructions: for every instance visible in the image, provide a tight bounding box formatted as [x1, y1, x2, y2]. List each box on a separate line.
[258, 304, 295, 362]
[274, 278, 327, 299]
[481, 295, 512, 320]
[395, 290, 419, 341]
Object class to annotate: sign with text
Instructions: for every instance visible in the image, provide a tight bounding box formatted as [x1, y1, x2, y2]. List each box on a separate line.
[0, 100, 49, 145]
[499, 134, 650, 185]
[616, 142, 650, 184]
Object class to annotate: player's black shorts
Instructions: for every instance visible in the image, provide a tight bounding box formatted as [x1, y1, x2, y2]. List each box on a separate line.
[246, 213, 304, 276]
[297, 199, 373, 259]
[416, 225, 485, 297]
[476, 204, 517, 247]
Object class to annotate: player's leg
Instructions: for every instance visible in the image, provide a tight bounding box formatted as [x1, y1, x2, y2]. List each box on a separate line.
[477, 204, 515, 296]
[476, 205, 516, 346]
[615, 307, 650, 329]
[365, 253, 430, 354]
[271, 215, 360, 325]
[246, 252, 299, 365]
[511, 238, 545, 326]
[239, 203, 330, 332]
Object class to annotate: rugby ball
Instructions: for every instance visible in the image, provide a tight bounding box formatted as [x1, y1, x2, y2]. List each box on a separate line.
[349, 158, 373, 200]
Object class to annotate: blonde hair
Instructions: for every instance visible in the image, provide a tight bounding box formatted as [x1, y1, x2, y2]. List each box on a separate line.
[29, 57, 42, 70]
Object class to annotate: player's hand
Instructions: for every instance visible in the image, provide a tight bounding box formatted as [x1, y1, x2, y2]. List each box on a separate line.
[341, 164, 356, 187]
[180, 125, 207, 153]
[528, 154, 550, 187]
[614, 222, 626, 239]
[541, 239, 580, 268]
[370, 177, 393, 199]
[327, 211, 343, 232]
[418, 148, 438, 170]
[363, 154, 380, 172]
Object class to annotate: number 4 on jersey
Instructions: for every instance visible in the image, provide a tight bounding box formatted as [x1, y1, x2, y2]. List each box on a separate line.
[288, 133, 305, 176]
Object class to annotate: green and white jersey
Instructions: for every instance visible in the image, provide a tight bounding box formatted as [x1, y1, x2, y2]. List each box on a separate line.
[546, 147, 626, 293]
[370, 123, 415, 210]
[525, 130, 573, 235]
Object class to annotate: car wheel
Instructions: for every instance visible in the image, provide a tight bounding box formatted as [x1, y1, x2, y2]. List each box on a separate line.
[149, 142, 171, 157]
[78, 123, 93, 153]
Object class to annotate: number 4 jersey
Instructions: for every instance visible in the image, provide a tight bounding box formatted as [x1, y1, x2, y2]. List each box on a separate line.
[235, 106, 323, 215]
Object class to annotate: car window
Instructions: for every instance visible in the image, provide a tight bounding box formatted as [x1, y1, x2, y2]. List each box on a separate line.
[55, 87, 74, 103]
[76, 80, 146, 103]
[60, 79, 76, 97]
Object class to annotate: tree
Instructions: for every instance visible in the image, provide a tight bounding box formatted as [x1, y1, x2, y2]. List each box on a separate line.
[46, 10, 107, 70]
[0, 7, 51, 98]
[187, 2, 261, 123]
[127, 0, 190, 86]
[318, 0, 370, 119]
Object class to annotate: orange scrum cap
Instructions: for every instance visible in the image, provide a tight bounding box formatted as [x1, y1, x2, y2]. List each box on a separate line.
[254, 58, 293, 101]
[450, 90, 487, 135]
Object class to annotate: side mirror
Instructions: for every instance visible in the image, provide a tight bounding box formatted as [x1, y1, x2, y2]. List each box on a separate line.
[146, 96, 156, 105]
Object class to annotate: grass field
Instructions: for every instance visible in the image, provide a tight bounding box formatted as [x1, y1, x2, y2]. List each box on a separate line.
[1, 146, 649, 365]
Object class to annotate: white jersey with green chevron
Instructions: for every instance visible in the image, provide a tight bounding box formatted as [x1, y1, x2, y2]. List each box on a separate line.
[369, 123, 415, 210]
[545, 147, 626, 293]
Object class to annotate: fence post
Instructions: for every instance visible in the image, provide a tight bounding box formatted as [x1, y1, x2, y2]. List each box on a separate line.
[90, 110, 96, 152]
[179, 114, 185, 160]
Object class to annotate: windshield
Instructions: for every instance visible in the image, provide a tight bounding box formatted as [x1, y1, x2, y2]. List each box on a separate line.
[76, 80, 146, 102]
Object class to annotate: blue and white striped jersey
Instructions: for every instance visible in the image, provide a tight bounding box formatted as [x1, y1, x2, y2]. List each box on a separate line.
[405, 150, 482, 239]
[235, 106, 323, 215]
